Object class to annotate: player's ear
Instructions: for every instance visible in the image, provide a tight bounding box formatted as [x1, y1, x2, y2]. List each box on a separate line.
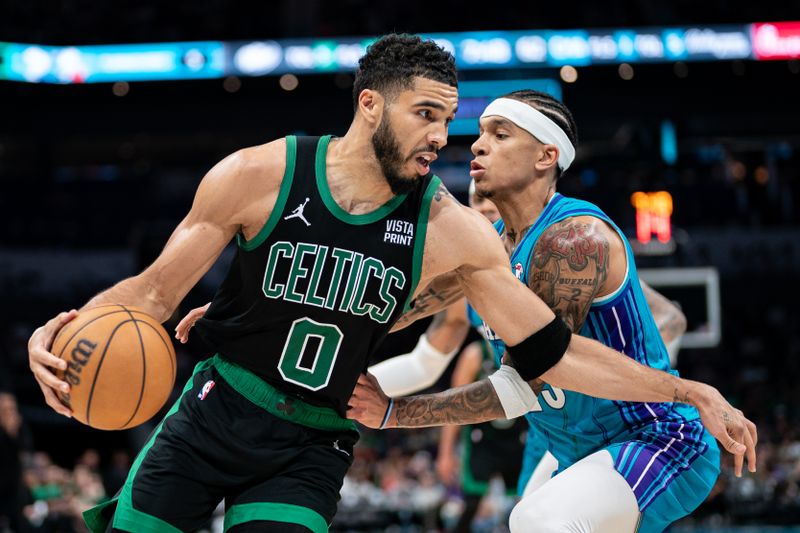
[534, 144, 559, 174]
[357, 89, 385, 127]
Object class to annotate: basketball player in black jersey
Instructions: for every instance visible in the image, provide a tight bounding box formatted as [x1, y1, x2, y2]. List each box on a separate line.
[28, 34, 755, 532]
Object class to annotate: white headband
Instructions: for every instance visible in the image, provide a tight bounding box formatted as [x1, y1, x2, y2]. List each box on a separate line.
[480, 98, 575, 172]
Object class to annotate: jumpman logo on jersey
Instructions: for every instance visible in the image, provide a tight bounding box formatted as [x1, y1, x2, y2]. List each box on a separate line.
[284, 197, 311, 226]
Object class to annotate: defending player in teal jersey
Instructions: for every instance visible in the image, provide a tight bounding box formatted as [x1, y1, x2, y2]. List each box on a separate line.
[366, 179, 687, 504]
[349, 91, 754, 532]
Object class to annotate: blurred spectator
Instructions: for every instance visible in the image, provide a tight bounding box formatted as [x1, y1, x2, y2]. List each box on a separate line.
[18, 450, 107, 533]
[0, 392, 29, 532]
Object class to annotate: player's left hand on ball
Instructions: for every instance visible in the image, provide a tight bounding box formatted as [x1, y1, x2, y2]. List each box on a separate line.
[347, 372, 391, 429]
[693, 382, 758, 478]
[28, 310, 77, 418]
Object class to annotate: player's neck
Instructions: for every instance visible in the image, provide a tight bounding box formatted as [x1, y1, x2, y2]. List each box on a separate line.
[323, 126, 396, 213]
[495, 179, 556, 240]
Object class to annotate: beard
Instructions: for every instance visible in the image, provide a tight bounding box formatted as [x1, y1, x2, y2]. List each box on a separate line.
[371, 115, 423, 195]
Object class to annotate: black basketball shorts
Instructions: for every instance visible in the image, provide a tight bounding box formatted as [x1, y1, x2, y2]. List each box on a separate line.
[83, 355, 358, 533]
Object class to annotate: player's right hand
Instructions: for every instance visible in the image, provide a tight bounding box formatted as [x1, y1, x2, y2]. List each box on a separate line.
[692, 381, 758, 478]
[28, 310, 78, 417]
[347, 372, 392, 428]
[174, 302, 211, 343]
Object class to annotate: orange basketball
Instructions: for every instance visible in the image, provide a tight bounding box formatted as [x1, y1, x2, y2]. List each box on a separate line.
[51, 304, 176, 430]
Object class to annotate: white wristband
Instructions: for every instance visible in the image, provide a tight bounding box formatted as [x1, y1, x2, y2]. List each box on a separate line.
[487, 364, 538, 419]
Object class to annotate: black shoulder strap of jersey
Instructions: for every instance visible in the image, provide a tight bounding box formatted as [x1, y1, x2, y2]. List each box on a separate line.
[294, 136, 321, 178]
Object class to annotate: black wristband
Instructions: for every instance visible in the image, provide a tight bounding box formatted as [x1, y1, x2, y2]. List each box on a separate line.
[506, 316, 571, 381]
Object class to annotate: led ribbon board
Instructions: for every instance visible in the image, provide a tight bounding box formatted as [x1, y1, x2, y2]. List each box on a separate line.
[1, 21, 795, 84]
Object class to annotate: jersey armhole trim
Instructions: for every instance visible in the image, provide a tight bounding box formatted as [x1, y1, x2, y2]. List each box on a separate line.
[402, 174, 441, 313]
[237, 136, 297, 251]
[591, 219, 630, 306]
[591, 258, 630, 306]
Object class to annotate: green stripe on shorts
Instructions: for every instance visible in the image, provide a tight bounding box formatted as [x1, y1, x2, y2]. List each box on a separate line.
[224, 502, 328, 533]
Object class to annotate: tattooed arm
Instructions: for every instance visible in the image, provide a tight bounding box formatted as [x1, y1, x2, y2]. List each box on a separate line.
[350, 371, 506, 426]
[350, 198, 756, 475]
[390, 184, 468, 332]
[387, 216, 615, 420]
[517, 216, 610, 393]
[529, 219, 685, 349]
[351, 352, 756, 475]
[390, 271, 463, 332]
[529, 217, 610, 332]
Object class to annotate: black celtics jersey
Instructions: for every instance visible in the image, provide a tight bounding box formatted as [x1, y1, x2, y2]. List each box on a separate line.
[195, 135, 440, 416]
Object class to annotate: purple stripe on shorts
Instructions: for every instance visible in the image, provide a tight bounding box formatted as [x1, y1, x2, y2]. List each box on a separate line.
[618, 420, 709, 508]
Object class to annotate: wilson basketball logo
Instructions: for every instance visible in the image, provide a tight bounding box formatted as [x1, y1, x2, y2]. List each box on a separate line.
[61, 338, 98, 408]
[64, 338, 98, 386]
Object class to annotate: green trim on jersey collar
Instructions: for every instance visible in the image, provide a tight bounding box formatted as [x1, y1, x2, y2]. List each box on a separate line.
[314, 135, 408, 225]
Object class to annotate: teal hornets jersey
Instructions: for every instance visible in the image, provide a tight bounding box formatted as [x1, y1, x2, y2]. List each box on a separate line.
[472, 193, 718, 524]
